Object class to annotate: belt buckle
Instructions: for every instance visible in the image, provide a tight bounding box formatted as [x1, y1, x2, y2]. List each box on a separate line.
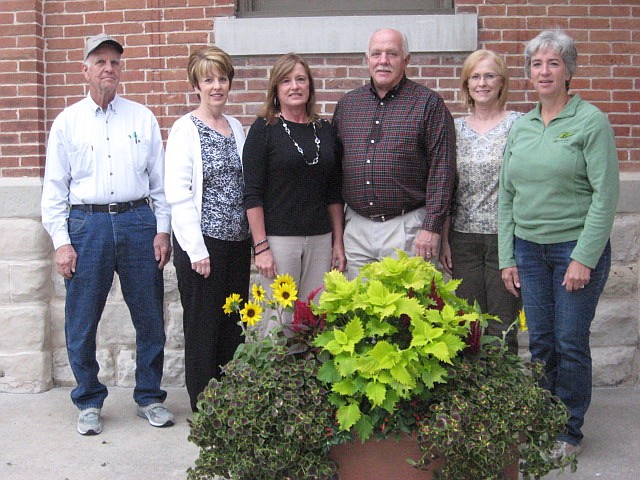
[108, 203, 119, 214]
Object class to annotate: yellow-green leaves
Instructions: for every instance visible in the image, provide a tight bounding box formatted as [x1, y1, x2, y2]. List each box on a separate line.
[312, 251, 478, 441]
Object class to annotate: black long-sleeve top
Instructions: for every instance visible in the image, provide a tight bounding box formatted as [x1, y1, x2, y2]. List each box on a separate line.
[242, 117, 343, 236]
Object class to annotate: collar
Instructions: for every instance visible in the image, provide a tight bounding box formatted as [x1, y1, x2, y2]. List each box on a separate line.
[531, 94, 582, 122]
[86, 93, 119, 115]
[368, 75, 408, 100]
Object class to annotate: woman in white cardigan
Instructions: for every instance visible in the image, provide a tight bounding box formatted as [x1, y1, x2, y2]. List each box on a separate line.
[165, 46, 250, 412]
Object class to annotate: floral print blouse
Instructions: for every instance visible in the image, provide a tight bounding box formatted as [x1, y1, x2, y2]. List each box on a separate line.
[452, 111, 522, 234]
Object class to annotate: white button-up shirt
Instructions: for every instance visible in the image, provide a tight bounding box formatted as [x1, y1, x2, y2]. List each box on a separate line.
[41, 94, 170, 250]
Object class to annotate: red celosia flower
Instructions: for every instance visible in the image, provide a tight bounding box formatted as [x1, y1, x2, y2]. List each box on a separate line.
[428, 280, 445, 311]
[464, 320, 482, 355]
[291, 286, 325, 333]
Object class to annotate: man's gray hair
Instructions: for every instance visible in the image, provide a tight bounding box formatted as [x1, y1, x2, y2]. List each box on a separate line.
[366, 29, 410, 58]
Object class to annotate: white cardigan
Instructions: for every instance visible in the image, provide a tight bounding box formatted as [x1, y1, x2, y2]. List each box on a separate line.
[165, 112, 246, 263]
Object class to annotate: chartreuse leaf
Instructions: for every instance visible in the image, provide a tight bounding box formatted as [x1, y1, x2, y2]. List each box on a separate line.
[365, 316, 396, 337]
[333, 378, 357, 396]
[394, 297, 425, 321]
[353, 280, 403, 319]
[440, 332, 467, 355]
[316, 358, 342, 383]
[344, 317, 365, 347]
[334, 355, 357, 377]
[336, 402, 361, 431]
[356, 341, 398, 373]
[421, 340, 453, 363]
[317, 270, 360, 315]
[410, 318, 445, 347]
[364, 381, 387, 407]
[390, 362, 414, 387]
[381, 389, 400, 412]
[317, 316, 364, 355]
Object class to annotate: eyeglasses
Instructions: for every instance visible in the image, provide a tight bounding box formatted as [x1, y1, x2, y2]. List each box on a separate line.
[468, 73, 502, 83]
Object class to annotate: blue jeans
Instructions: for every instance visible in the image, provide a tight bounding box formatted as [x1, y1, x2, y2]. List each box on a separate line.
[514, 237, 611, 445]
[65, 204, 167, 409]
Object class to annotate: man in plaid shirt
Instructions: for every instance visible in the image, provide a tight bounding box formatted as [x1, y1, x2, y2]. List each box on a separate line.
[333, 28, 456, 278]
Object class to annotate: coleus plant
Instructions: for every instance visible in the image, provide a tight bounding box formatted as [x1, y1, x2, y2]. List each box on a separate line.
[312, 251, 489, 441]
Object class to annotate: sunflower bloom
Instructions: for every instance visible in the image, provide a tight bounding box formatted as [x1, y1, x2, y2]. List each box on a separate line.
[240, 301, 263, 326]
[251, 284, 266, 303]
[223, 293, 243, 315]
[273, 282, 298, 309]
[518, 309, 527, 332]
[271, 273, 296, 291]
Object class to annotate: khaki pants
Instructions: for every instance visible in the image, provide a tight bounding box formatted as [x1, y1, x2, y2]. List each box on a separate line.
[343, 205, 423, 280]
[252, 232, 332, 338]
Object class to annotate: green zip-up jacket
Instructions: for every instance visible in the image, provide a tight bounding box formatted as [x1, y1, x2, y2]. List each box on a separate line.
[498, 94, 619, 270]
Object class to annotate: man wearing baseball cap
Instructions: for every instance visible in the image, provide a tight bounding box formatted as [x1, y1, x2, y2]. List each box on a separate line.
[41, 33, 174, 435]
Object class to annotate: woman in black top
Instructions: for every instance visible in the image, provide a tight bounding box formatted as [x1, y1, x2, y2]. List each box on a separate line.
[243, 53, 345, 336]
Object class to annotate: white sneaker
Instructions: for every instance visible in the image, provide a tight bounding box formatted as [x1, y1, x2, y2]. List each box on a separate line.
[549, 440, 582, 462]
[136, 403, 175, 427]
[77, 408, 102, 435]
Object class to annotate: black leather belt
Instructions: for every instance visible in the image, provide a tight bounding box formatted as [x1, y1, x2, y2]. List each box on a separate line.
[368, 205, 423, 222]
[71, 197, 148, 214]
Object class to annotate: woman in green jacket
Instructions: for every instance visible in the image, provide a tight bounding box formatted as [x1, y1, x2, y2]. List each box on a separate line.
[498, 30, 619, 461]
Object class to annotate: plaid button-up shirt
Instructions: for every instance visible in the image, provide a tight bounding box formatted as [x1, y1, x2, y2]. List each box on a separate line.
[333, 76, 456, 233]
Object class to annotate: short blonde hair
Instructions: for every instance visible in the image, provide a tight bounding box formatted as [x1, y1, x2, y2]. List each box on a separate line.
[460, 49, 510, 110]
[187, 46, 235, 90]
[260, 53, 318, 125]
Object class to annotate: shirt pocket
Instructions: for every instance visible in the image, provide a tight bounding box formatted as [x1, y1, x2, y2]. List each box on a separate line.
[66, 141, 95, 178]
[125, 132, 150, 175]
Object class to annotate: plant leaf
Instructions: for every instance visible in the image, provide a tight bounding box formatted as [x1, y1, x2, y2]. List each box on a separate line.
[337, 402, 361, 431]
[364, 380, 387, 407]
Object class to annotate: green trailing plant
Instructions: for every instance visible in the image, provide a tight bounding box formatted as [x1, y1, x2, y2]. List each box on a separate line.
[187, 337, 336, 480]
[415, 344, 574, 479]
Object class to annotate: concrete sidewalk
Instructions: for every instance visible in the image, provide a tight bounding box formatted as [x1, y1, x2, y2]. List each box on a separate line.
[0, 385, 638, 479]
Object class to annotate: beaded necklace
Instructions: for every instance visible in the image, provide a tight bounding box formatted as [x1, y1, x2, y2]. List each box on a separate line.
[280, 117, 320, 165]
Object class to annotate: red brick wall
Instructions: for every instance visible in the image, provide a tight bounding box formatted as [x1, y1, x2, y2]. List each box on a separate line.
[1, 0, 638, 177]
[0, 0, 45, 177]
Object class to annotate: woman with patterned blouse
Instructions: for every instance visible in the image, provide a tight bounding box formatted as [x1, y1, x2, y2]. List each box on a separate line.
[439, 49, 522, 353]
[165, 47, 250, 412]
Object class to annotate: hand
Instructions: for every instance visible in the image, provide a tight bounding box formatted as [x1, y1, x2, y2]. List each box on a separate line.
[562, 260, 591, 292]
[439, 241, 453, 275]
[255, 249, 277, 279]
[413, 230, 440, 262]
[501, 266, 521, 298]
[55, 244, 77, 279]
[331, 242, 347, 273]
[153, 232, 172, 270]
[192, 257, 211, 278]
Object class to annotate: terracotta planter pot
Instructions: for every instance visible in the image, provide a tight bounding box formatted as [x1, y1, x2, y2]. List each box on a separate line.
[329, 434, 519, 480]
[330, 434, 441, 480]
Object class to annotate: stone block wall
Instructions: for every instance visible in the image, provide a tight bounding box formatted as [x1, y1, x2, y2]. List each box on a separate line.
[0, 179, 53, 392]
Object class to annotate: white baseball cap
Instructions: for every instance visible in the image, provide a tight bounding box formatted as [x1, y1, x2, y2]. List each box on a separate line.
[83, 33, 123, 60]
